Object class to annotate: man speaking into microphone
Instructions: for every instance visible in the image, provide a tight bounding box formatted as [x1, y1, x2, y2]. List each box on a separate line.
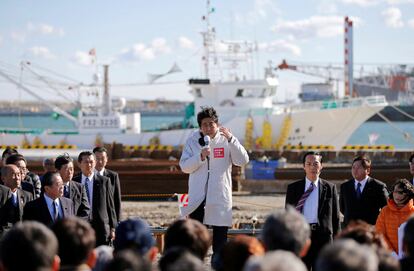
[179, 106, 249, 269]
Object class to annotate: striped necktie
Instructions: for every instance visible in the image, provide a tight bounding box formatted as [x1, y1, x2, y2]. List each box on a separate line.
[295, 183, 315, 213]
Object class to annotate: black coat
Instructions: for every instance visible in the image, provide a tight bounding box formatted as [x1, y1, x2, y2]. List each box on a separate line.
[340, 177, 388, 225]
[73, 173, 116, 246]
[0, 188, 33, 231]
[66, 181, 90, 220]
[23, 195, 74, 227]
[102, 169, 122, 222]
[285, 178, 341, 240]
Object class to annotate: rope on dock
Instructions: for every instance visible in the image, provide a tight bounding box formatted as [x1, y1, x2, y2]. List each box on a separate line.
[390, 105, 414, 121]
[376, 111, 414, 144]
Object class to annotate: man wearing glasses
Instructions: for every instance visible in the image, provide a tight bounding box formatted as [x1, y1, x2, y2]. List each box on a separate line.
[285, 151, 340, 270]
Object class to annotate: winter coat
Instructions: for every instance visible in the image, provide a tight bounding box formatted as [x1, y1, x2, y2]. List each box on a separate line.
[179, 130, 249, 226]
[376, 199, 414, 253]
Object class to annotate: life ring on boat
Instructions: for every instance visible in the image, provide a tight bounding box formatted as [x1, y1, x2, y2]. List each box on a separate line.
[220, 99, 235, 106]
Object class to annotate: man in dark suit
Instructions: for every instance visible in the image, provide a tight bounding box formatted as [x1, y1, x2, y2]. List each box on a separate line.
[0, 165, 33, 234]
[73, 151, 116, 246]
[93, 146, 122, 223]
[285, 151, 340, 270]
[340, 155, 388, 226]
[409, 153, 414, 186]
[23, 172, 74, 227]
[55, 153, 90, 220]
[5, 154, 40, 198]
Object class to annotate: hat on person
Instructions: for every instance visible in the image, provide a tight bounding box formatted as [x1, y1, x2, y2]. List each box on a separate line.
[114, 218, 155, 256]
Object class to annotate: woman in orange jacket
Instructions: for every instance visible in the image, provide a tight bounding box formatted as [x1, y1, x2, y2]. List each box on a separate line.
[376, 179, 414, 254]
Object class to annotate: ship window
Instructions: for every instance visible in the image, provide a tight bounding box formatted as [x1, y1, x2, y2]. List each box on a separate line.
[195, 89, 202, 97]
[236, 89, 244, 97]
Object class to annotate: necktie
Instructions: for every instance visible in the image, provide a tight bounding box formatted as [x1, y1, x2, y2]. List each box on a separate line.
[85, 178, 91, 205]
[356, 182, 362, 200]
[296, 183, 315, 213]
[64, 185, 70, 198]
[12, 193, 18, 207]
[52, 201, 59, 221]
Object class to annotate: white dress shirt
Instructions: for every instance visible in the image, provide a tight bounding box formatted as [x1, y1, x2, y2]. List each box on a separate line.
[95, 168, 105, 176]
[354, 176, 368, 193]
[303, 178, 319, 224]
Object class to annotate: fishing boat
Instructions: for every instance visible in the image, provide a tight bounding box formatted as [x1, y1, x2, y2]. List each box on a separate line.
[0, 1, 387, 151]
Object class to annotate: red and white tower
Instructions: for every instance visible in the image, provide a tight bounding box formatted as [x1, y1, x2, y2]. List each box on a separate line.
[344, 17, 354, 97]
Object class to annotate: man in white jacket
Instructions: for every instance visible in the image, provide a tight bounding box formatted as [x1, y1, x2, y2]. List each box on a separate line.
[179, 106, 249, 269]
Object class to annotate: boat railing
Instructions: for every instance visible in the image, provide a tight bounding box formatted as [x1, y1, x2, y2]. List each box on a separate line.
[285, 95, 387, 113]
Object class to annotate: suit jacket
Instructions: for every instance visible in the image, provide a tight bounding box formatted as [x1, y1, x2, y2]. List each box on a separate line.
[102, 168, 121, 222]
[0, 184, 9, 207]
[23, 195, 74, 227]
[285, 178, 341, 241]
[340, 177, 388, 225]
[73, 173, 116, 246]
[0, 188, 33, 231]
[66, 181, 90, 220]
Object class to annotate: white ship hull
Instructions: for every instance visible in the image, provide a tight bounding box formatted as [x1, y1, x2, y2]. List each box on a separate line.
[0, 96, 386, 150]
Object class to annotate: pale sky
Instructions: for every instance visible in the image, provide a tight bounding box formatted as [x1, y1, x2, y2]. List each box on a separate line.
[0, 0, 413, 102]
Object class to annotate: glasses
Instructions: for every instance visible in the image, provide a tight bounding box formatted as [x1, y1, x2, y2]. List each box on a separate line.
[393, 190, 406, 195]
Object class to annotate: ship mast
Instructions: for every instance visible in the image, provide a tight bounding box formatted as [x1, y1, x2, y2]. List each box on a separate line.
[201, 0, 215, 79]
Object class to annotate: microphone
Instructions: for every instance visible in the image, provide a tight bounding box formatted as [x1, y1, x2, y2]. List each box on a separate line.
[203, 135, 211, 147]
[203, 135, 211, 161]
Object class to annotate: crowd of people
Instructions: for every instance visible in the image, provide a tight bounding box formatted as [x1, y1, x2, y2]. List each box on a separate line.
[0, 106, 414, 271]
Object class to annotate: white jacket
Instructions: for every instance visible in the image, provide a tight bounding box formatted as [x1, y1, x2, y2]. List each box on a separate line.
[179, 130, 249, 226]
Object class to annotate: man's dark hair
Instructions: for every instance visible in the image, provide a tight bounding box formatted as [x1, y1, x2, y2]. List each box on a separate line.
[159, 247, 204, 271]
[42, 172, 60, 190]
[164, 219, 211, 260]
[54, 153, 73, 170]
[302, 151, 322, 165]
[196, 106, 218, 127]
[409, 153, 414, 164]
[352, 155, 372, 169]
[5, 153, 26, 165]
[220, 235, 264, 271]
[316, 240, 378, 271]
[78, 151, 95, 163]
[262, 206, 310, 255]
[52, 217, 96, 266]
[389, 179, 414, 201]
[93, 146, 107, 153]
[0, 221, 58, 271]
[105, 250, 151, 271]
[403, 215, 414, 257]
[336, 220, 387, 249]
[2, 147, 18, 160]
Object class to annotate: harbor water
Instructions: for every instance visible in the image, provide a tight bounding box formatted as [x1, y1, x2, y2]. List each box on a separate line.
[0, 115, 413, 149]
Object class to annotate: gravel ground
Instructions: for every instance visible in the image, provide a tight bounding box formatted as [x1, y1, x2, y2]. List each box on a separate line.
[121, 193, 286, 227]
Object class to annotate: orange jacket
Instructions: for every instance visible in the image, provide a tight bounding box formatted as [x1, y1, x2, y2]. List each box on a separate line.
[375, 199, 414, 253]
